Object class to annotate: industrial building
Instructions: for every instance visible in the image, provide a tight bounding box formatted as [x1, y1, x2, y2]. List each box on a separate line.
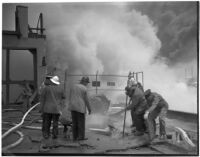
[2, 6, 47, 108]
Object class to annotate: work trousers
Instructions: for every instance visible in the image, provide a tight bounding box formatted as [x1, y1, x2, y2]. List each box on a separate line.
[130, 109, 134, 126]
[42, 113, 60, 139]
[146, 106, 168, 140]
[71, 111, 85, 140]
[159, 107, 168, 135]
[132, 111, 146, 132]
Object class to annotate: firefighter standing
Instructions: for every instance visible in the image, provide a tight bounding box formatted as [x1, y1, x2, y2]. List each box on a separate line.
[39, 75, 64, 149]
[68, 76, 92, 141]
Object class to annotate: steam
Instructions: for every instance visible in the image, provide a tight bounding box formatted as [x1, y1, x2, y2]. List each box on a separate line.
[31, 3, 197, 113]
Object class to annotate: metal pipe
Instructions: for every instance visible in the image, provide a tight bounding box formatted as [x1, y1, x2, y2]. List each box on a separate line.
[122, 95, 128, 137]
[122, 75, 129, 137]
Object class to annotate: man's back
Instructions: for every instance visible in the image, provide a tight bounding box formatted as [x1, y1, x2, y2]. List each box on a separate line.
[147, 92, 168, 109]
[40, 85, 62, 114]
[69, 84, 88, 113]
[129, 87, 147, 114]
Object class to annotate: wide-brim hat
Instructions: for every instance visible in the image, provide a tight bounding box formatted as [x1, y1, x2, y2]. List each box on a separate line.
[50, 76, 60, 85]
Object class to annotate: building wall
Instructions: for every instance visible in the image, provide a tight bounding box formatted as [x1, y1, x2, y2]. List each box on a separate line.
[2, 34, 47, 90]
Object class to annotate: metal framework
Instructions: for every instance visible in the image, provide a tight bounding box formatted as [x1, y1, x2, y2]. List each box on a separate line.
[2, 49, 38, 105]
[66, 71, 144, 95]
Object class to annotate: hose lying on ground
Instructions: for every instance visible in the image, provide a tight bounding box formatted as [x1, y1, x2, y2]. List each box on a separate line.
[2, 103, 40, 139]
[174, 127, 196, 147]
[2, 130, 24, 152]
[3, 121, 64, 130]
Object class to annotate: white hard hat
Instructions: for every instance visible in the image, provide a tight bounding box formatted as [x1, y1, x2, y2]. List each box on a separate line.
[50, 76, 60, 85]
[129, 77, 137, 86]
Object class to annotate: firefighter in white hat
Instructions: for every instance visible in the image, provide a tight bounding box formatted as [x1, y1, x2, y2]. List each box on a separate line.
[39, 75, 65, 150]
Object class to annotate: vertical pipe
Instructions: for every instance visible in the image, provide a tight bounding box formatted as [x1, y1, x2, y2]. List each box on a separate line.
[33, 50, 37, 90]
[6, 49, 10, 105]
[142, 72, 144, 89]
[40, 13, 43, 35]
[122, 74, 129, 137]
[122, 94, 128, 137]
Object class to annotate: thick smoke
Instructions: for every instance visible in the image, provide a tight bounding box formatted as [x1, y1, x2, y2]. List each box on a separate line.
[3, 3, 197, 113]
[132, 2, 197, 66]
[39, 3, 197, 113]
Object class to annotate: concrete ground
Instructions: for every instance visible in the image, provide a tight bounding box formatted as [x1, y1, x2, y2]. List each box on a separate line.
[2, 109, 198, 155]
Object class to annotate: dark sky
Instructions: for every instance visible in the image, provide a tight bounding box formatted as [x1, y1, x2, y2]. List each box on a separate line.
[131, 2, 198, 66]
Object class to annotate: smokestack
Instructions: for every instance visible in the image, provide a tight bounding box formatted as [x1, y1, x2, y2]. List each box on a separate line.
[15, 6, 28, 37]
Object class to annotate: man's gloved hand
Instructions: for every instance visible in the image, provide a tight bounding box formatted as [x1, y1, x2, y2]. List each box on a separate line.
[144, 111, 149, 119]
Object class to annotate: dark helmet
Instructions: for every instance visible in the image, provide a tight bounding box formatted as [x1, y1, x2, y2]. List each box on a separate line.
[144, 89, 151, 98]
[84, 77, 90, 83]
[80, 76, 90, 84]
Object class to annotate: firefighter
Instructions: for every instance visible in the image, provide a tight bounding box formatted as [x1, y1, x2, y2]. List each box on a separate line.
[144, 89, 169, 141]
[68, 76, 92, 141]
[123, 80, 148, 136]
[126, 76, 144, 129]
[39, 75, 64, 150]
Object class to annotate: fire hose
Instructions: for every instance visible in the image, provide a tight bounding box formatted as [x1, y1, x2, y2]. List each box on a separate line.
[2, 130, 24, 152]
[2, 102, 40, 139]
[2, 102, 66, 151]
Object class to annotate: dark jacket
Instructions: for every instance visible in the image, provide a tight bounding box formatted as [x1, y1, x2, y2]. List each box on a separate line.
[126, 86, 147, 115]
[40, 85, 64, 114]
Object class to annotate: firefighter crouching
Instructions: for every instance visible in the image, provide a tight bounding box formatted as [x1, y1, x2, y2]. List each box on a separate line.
[144, 89, 169, 141]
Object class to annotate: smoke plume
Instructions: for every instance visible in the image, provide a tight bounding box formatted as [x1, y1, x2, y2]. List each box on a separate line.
[3, 3, 197, 113]
[38, 3, 197, 113]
